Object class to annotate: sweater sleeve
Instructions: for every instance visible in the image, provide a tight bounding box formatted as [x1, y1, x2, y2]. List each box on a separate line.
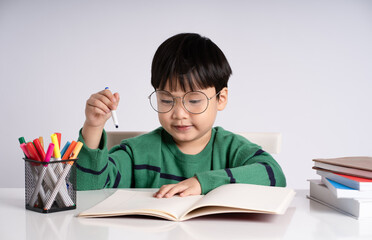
[75, 128, 133, 190]
[195, 134, 286, 194]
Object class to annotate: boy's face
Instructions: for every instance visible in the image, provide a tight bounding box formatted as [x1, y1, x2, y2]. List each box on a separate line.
[157, 84, 228, 153]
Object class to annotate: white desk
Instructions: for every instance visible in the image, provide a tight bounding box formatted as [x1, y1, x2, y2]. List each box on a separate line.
[1, 188, 371, 240]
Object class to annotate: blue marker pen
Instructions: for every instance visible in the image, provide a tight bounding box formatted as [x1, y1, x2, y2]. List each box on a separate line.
[60, 141, 71, 157]
[105, 87, 119, 128]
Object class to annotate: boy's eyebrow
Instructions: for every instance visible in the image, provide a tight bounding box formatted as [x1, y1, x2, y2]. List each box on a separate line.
[159, 90, 188, 96]
[159, 88, 212, 97]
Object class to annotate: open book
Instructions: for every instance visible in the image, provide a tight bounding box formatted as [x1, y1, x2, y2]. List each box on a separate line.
[78, 184, 295, 221]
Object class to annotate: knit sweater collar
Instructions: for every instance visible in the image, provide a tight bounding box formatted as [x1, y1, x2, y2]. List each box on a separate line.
[161, 128, 216, 163]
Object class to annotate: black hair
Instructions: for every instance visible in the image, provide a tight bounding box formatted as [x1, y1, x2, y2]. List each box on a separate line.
[151, 33, 232, 93]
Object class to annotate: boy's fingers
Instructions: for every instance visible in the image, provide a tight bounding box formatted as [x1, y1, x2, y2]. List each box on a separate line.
[114, 92, 120, 102]
[87, 97, 111, 114]
[165, 185, 188, 198]
[179, 188, 194, 197]
[113, 92, 120, 109]
[93, 92, 116, 111]
[154, 184, 175, 198]
[102, 89, 118, 105]
[86, 104, 107, 116]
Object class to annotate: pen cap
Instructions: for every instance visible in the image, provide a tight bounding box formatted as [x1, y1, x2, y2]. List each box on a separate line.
[38, 136, 44, 149]
[51, 134, 61, 159]
[62, 141, 77, 160]
[33, 138, 45, 161]
[18, 137, 26, 145]
[20, 143, 31, 158]
[69, 141, 83, 163]
[55, 133, 61, 149]
[44, 143, 54, 163]
[70, 141, 83, 158]
[60, 141, 71, 158]
[26, 142, 41, 161]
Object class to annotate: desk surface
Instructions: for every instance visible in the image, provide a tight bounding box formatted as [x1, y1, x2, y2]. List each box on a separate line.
[1, 188, 371, 240]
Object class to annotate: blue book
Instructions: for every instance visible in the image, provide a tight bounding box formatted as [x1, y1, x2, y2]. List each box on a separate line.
[321, 177, 372, 199]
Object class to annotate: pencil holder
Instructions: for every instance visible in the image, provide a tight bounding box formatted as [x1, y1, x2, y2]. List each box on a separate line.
[24, 158, 77, 213]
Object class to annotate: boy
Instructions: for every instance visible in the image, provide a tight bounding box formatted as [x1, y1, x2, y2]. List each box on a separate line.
[76, 33, 286, 198]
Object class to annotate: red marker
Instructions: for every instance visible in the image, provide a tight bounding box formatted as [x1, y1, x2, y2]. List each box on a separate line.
[33, 138, 46, 161]
[26, 142, 42, 162]
[55, 132, 61, 149]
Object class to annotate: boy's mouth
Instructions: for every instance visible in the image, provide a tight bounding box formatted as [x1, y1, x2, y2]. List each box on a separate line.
[173, 125, 192, 131]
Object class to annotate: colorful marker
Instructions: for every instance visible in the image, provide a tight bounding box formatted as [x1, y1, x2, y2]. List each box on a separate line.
[20, 143, 31, 159]
[105, 87, 119, 128]
[60, 141, 71, 158]
[33, 138, 45, 161]
[55, 133, 61, 149]
[44, 142, 82, 210]
[38, 136, 44, 149]
[26, 142, 42, 162]
[69, 141, 83, 160]
[45, 143, 73, 208]
[28, 143, 55, 207]
[62, 141, 77, 160]
[50, 133, 74, 206]
[18, 137, 26, 145]
[19, 133, 79, 209]
[50, 134, 61, 159]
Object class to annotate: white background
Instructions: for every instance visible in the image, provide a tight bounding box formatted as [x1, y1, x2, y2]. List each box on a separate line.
[1, 0, 371, 189]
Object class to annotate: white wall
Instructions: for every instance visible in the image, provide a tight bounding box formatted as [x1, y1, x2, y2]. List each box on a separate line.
[1, 0, 371, 189]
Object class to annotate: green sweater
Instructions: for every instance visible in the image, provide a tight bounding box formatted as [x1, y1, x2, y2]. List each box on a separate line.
[75, 127, 286, 194]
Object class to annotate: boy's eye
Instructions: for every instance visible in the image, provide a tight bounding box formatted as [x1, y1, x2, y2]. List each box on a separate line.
[187, 99, 202, 105]
[160, 99, 173, 105]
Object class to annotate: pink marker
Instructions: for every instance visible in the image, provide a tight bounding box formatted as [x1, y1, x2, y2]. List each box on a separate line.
[20, 143, 31, 159]
[44, 143, 54, 164]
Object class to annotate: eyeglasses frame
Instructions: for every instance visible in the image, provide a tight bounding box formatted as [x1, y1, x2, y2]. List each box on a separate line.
[148, 90, 222, 114]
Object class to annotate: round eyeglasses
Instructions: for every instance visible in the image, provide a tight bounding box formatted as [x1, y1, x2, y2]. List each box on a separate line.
[148, 90, 221, 114]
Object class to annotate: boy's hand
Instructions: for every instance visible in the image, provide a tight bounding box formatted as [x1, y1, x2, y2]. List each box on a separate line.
[85, 89, 120, 128]
[153, 176, 202, 198]
[82, 89, 120, 149]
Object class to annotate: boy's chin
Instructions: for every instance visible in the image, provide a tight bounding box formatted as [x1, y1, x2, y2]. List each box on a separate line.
[170, 132, 194, 142]
[167, 130, 198, 143]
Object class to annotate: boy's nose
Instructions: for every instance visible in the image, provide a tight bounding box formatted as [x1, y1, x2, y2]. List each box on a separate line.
[171, 98, 189, 119]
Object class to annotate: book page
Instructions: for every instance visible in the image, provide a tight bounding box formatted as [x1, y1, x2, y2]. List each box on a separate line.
[79, 189, 203, 220]
[181, 184, 295, 220]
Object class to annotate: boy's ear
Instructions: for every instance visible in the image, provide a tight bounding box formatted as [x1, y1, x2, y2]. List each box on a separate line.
[217, 87, 228, 111]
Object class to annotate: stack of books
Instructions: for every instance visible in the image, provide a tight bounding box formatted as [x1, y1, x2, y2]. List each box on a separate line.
[308, 156, 372, 219]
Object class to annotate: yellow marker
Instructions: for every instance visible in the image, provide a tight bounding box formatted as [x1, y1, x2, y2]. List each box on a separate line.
[50, 134, 61, 159]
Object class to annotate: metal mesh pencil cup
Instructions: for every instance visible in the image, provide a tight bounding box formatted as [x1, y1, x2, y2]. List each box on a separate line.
[24, 158, 77, 213]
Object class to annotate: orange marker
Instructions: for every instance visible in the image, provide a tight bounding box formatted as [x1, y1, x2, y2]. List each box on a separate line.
[38, 136, 44, 149]
[62, 141, 77, 160]
[69, 142, 83, 160]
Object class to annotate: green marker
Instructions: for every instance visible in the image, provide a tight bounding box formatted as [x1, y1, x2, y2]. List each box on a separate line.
[18, 136, 26, 144]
